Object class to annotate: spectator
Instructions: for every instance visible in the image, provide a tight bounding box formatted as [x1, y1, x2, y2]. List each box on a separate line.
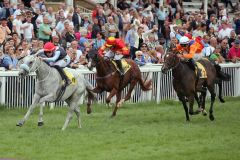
[80, 15, 91, 29]
[209, 45, 225, 63]
[93, 32, 105, 50]
[2, 46, 18, 70]
[0, 18, 11, 46]
[72, 6, 81, 32]
[220, 38, 229, 59]
[38, 15, 51, 43]
[30, 38, 39, 54]
[155, 45, 164, 63]
[104, 16, 119, 38]
[229, 30, 236, 48]
[0, 0, 14, 19]
[55, 17, 66, 35]
[228, 39, 240, 63]
[218, 21, 233, 40]
[65, 25, 76, 45]
[134, 50, 146, 66]
[12, 12, 22, 38]
[21, 15, 34, 42]
[92, 18, 101, 39]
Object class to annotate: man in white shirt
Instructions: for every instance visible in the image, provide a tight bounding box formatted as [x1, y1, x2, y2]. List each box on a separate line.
[13, 12, 23, 38]
[218, 21, 233, 40]
[21, 16, 34, 42]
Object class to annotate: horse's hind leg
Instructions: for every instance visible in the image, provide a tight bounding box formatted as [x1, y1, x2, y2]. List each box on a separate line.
[74, 106, 81, 128]
[123, 80, 137, 102]
[207, 85, 216, 121]
[16, 94, 41, 127]
[62, 106, 75, 130]
[218, 81, 225, 103]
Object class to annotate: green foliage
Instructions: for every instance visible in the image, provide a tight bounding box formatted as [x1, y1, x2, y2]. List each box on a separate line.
[0, 97, 240, 160]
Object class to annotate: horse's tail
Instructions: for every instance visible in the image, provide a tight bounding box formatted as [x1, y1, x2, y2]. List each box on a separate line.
[139, 78, 152, 91]
[215, 64, 231, 81]
[85, 80, 97, 101]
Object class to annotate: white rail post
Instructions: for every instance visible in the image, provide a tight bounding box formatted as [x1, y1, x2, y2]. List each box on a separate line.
[236, 67, 240, 96]
[0, 77, 6, 104]
[156, 71, 162, 104]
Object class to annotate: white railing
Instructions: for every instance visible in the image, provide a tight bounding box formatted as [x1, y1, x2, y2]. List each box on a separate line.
[0, 63, 240, 108]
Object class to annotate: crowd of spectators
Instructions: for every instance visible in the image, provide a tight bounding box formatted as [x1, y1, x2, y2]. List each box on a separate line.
[0, 0, 240, 71]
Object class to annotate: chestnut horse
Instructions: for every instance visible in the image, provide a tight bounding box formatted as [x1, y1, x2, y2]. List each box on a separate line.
[161, 52, 217, 121]
[86, 50, 152, 117]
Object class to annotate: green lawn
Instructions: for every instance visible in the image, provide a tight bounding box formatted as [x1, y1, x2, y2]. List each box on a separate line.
[0, 97, 240, 160]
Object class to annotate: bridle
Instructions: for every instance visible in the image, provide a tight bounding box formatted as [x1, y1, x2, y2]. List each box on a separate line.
[163, 54, 181, 70]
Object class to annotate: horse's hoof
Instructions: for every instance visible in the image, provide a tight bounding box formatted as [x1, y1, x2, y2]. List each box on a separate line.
[38, 121, 44, 126]
[219, 97, 225, 103]
[202, 110, 207, 116]
[16, 120, 24, 127]
[209, 115, 215, 121]
[110, 114, 116, 118]
[87, 109, 92, 114]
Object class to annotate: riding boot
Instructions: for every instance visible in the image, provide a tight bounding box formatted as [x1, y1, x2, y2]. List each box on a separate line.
[188, 59, 200, 79]
[55, 66, 71, 86]
[115, 60, 124, 76]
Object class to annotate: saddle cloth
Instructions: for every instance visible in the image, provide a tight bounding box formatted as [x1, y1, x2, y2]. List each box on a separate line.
[111, 59, 131, 74]
[196, 62, 207, 79]
[63, 68, 76, 85]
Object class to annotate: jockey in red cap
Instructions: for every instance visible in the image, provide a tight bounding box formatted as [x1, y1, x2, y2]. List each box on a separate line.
[99, 37, 130, 75]
[39, 42, 71, 86]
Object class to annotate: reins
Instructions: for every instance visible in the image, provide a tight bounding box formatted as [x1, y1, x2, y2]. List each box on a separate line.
[31, 57, 51, 83]
[96, 71, 116, 80]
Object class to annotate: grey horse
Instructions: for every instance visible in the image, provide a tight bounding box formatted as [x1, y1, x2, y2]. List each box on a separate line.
[16, 54, 96, 130]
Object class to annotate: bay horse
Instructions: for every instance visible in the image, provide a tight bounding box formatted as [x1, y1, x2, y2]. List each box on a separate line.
[161, 52, 217, 121]
[17, 54, 96, 130]
[86, 49, 152, 117]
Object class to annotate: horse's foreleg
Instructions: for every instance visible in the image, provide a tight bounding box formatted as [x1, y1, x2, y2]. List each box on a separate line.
[178, 95, 190, 121]
[112, 91, 122, 117]
[200, 88, 207, 116]
[188, 95, 196, 115]
[106, 88, 117, 106]
[92, 86, 102, 93]
[38, 103, 44, 126]
[16, 94, 41, 127]
[38, 93, 56, 103]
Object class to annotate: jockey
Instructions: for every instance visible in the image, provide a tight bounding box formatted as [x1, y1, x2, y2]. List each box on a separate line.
[39, 42, 71, 86]
[176, 36, 204, 72]
[98, 37, 130, 75]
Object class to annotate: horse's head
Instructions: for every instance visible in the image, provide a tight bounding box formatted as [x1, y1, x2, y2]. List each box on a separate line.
[161, 52, 180, 74]
[86, 49, 99, 71]
[19, 54, 40, 77]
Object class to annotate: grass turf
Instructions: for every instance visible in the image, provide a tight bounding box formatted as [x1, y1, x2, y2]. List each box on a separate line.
[0, 97, 240, 160]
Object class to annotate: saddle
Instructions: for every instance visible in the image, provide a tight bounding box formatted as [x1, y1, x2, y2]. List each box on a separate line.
[111, 59, 131, 75]
[53, 66, 76, 101]
[195, 62, 207, 79]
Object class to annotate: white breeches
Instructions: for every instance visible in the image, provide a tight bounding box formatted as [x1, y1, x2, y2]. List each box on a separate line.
[49, 55, 71, 67]
[104, 51, 123, 60]
[193, 53, 203, 61]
